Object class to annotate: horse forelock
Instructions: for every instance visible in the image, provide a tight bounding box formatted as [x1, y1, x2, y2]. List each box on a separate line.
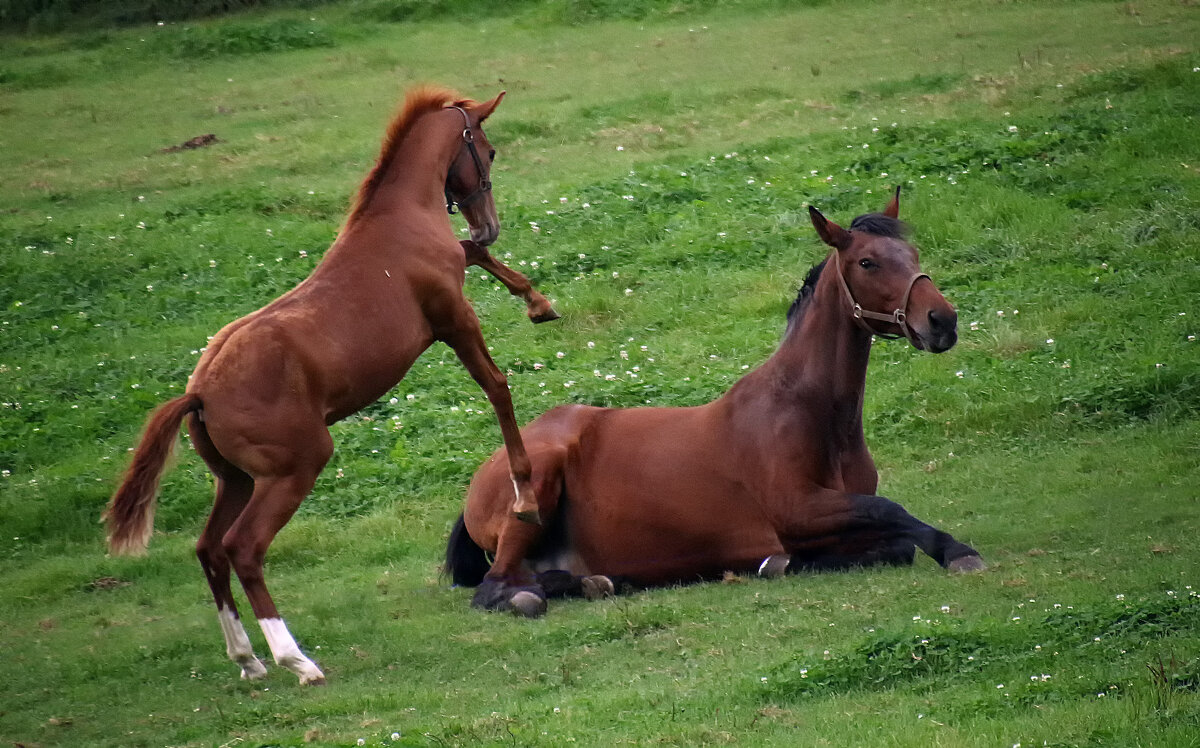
[786, 257, 828, 327]
[848, 213, 910, 239]
[344, 84, 476, 227]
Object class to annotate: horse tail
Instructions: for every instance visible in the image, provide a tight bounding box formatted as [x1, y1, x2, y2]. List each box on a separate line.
[103, 393, 202, 556]
[445, 513, 490, 587]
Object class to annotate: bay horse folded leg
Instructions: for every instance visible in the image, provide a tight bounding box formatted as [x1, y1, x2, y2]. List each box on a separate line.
[784, 491, 985, 574]
[461, 239, 560, 323]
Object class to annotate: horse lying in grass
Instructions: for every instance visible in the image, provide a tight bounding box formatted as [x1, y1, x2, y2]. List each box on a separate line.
[105, 86, 558, 684]
[447, 188, 985, 617]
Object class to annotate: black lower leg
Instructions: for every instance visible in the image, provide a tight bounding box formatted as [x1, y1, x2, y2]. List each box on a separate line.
[853, 494, 980, 567]
[471, 576, 546, 611]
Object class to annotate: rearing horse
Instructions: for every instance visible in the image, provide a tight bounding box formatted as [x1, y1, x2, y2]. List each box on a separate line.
[448, 188, 985, 617]
[104, 86, 557, 684]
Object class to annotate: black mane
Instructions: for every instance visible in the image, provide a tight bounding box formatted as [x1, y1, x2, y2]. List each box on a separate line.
[786, 258, 827, 326]
[849, 212, 909, 238]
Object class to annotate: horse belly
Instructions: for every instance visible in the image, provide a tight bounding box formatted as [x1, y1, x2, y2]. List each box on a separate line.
[562, 412, 782, 586]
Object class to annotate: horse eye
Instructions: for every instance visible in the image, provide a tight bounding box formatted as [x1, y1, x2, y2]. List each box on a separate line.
[858, 258, 876, 269]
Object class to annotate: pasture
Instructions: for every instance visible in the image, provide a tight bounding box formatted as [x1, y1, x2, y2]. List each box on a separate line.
[2, 0, 1198, 745]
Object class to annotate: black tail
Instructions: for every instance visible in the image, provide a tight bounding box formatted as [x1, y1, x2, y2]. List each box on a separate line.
[445, 513, 490, 587]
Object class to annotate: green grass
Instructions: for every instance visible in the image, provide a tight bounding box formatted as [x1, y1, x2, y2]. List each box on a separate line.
[2, 0, 1199, 745]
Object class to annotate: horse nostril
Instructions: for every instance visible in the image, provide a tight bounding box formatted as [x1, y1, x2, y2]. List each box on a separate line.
[928, 308, 957, 333]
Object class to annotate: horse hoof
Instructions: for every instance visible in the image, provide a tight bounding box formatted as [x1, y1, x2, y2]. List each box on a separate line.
[300, 674, 327, 686]
[509, 591, 547, 618]
[513, 508, 543, 525]
[581, 575, 614, 601]
[949, 554, 987, 573]
[239, 659, 268, 681]
[529, 308, 561, 324]
[758, 554, 791, 579]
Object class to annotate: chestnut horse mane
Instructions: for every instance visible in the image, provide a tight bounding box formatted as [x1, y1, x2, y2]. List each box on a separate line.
[344, 84, 476, 228]
[785, 211, 911, 326]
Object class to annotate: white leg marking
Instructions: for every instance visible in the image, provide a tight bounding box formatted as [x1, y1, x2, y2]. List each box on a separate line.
[259, 617, 325, 685]
[217, 607, 267, 680]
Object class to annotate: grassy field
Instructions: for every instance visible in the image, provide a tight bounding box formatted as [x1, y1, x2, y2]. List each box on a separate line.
[2, 0, 1199, 745]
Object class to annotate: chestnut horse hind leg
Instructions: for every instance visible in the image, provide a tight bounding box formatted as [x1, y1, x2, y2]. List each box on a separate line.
[189, 421, 267, 680]
[461, 240, 560, 323]
[198, 410, 334, 685]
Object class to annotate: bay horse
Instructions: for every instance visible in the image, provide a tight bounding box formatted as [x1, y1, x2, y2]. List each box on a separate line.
[447, 188, 985, 617]
[104, 86, 558, 684]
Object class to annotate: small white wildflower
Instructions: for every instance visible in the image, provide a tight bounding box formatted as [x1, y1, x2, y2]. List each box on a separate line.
[624, 288, 633, 296]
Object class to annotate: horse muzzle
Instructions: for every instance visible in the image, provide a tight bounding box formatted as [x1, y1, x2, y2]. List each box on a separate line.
[917, 308, 958, 353]
[469, 220, 499, 247]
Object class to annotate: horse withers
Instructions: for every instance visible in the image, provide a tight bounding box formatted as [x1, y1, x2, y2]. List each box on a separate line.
[104, 86, 557, 684]
[448, 188, 985, 617]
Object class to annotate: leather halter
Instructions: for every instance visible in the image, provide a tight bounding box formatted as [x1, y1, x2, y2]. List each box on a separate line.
[831, 248, 929, 345]
[444, 106, 491, 215]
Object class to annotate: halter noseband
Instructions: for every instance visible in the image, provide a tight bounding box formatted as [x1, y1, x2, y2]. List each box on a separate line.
[832, 248, 929, 345]
[445, 105, 492, 215]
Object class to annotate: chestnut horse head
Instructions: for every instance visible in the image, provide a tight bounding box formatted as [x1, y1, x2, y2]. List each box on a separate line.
[808, 187, 957, 352]
[444, 92, 505, 246]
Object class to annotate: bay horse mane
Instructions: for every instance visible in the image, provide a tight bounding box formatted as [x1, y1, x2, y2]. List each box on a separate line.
[344, 84, 476, 228]
[785, 210, 911, 326]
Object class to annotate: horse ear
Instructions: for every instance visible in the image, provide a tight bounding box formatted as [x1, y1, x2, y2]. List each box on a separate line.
[474, 91, 506, 122]
[808, 205, 852, 249]
[883, 185, 901, 218]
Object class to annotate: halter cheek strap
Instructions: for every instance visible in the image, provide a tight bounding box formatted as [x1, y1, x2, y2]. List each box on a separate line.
[833, 249, 928, 345]
[445, 106, 492, 215]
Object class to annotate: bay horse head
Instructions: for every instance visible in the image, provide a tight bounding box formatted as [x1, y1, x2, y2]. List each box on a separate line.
[808, 187, 957, 352]
[445, 91, 505, 246]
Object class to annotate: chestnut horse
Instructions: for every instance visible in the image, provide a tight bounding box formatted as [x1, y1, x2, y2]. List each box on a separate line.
[448, 189, 985, 617]
[104, 86, 558, 684]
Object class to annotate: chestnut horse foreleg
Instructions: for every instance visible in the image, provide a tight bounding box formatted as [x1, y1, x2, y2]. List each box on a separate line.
[223, 446, 330, 685]
[442, 312, 540, 524]
[461, 240, 559, 323]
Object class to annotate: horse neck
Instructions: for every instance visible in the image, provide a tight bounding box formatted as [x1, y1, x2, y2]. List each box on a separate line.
[729, 260, 874, 431]
[353, 115, 458, 227]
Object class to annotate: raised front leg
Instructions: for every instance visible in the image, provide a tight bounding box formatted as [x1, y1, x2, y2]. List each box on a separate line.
[441, 305, 541, 524]
[461, 240, 560, 323]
